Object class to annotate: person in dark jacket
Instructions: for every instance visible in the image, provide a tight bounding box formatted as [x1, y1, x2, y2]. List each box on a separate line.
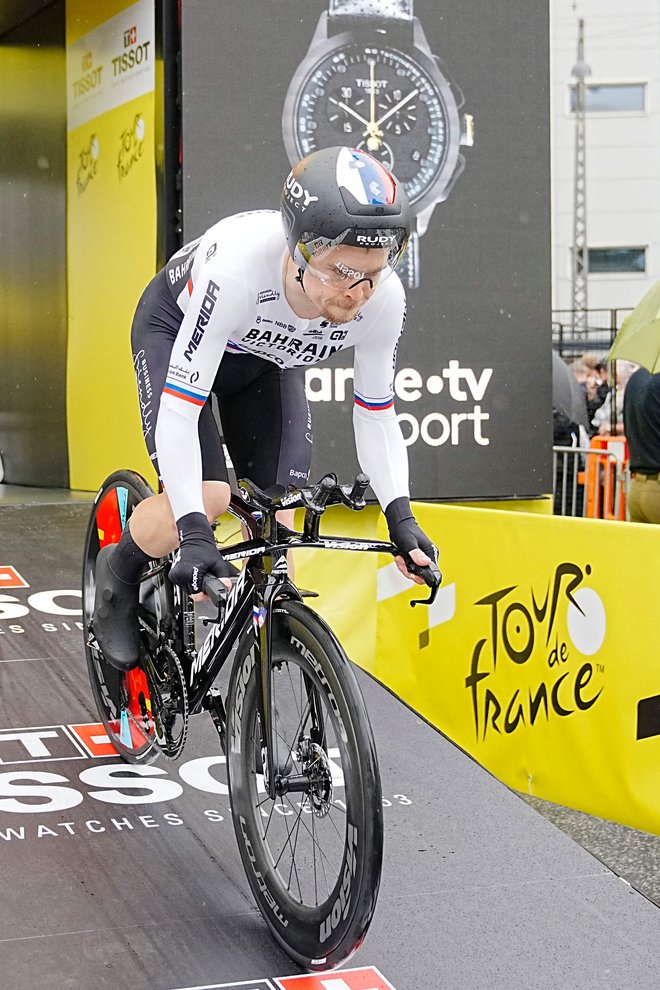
[623, 367, 660, 524]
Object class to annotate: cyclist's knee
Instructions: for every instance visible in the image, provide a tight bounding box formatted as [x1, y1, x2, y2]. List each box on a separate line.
[129, 491, 177, 554]
[203, 480, 231, 523]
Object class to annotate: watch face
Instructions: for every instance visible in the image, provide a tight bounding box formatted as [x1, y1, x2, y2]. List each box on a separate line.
[290, 45, 452, 206]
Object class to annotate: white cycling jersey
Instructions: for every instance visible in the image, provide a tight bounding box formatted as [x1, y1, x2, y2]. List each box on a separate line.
[156, 210, 410, 520]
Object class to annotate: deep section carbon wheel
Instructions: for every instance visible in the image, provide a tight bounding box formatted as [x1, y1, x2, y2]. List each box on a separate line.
[226, 600, 383, 970]
[82, 470, 177, 765]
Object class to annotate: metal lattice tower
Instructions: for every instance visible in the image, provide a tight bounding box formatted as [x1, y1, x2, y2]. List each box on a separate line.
[571, 18, 590, 334]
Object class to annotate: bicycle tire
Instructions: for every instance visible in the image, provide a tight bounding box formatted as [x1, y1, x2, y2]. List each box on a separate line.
[81, 469, 172, 765]
[226, 599, 383, 970]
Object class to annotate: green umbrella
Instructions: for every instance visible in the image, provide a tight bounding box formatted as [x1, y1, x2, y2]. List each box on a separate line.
[608, 280, 660, 371]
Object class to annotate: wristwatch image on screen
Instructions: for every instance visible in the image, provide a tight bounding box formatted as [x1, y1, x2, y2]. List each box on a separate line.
[282, 0, 474, 288]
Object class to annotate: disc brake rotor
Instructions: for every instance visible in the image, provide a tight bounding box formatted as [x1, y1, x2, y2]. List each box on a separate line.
[300, 739, 333, 817]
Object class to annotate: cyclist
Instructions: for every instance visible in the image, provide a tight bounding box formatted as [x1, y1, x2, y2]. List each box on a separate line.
[94, 145, 438, 671]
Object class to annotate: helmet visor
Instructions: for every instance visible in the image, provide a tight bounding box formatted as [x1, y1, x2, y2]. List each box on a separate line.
[297, 227, 408, 289]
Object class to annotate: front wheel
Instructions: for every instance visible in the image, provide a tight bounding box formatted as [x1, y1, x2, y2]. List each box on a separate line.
[226, 600, 383, 970]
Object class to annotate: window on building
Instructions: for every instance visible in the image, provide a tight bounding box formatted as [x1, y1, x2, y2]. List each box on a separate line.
[569, 83, 646, 113]
[588, 247, 646, 274]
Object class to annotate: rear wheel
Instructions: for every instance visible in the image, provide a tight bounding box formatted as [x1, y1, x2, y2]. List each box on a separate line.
[226, 599, 383, 970]
[82, 470, 177, 765]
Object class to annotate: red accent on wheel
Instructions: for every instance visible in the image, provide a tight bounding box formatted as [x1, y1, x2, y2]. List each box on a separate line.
[125, 667, 154, 746]
[96, 488, 122, 548]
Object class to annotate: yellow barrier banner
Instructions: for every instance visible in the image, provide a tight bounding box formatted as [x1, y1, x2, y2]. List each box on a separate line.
[297, 503, 660, 835]
[66, 0, 156, 491]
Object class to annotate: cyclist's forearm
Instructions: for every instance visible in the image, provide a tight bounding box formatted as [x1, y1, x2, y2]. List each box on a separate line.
[155, 396, 206, 521]
[353, 405, 410, 510]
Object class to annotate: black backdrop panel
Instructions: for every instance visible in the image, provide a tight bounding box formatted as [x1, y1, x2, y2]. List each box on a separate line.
[180, 0, 551, 500]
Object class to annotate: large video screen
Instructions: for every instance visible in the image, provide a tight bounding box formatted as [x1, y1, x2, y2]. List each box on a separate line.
[180, 0, 551, 500]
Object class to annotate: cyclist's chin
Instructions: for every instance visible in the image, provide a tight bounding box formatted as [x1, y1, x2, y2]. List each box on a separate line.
[317, 299, 362, 325]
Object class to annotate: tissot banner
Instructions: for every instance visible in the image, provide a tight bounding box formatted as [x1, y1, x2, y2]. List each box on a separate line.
[66, 0, 157, 491]
[180, 0, 552, 500]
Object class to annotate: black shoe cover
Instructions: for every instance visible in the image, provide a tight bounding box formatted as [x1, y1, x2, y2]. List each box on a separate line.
[93, 545, 140, 672]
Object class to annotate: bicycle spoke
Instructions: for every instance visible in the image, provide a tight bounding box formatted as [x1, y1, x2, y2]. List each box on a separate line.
[280, 799, 340, 880]
[285, 805, 305, 899]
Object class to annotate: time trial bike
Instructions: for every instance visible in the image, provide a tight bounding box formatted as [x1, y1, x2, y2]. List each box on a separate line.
[81, 468, 440, 970]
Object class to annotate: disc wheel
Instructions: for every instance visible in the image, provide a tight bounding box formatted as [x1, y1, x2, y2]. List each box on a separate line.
[226, 600, 383, 970]
[82, 470, 176, 765]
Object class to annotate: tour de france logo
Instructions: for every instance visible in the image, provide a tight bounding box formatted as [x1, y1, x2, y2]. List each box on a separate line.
[465, 562, 606, 742]
[76, 134, 99, 195]
[117, 113, 145, 180]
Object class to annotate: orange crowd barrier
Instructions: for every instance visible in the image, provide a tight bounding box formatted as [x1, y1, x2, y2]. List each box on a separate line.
[584, 435, 628, 520]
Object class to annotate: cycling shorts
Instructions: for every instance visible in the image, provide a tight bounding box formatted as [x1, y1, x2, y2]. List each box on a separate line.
[131, 268, 313, 491]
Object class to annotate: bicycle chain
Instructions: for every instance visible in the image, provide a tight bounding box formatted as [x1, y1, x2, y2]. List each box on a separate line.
[137, 622, 189, 761]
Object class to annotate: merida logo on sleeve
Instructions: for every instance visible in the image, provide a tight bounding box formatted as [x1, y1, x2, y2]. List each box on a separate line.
[184, 280, 220, 361]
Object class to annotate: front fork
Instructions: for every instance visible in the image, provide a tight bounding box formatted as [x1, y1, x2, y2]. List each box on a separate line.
[256, 572, 295, 801]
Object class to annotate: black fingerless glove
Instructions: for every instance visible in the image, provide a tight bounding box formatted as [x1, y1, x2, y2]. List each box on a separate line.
[168, 512, 233, 594]
[384, 497, 438, 564]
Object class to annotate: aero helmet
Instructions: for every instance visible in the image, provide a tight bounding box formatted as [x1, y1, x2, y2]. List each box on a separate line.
[281, 146, 410, 287]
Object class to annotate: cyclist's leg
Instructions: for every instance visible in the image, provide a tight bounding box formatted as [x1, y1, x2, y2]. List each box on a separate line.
[215, 355, 312, 491]
[215, 354, 312, 567]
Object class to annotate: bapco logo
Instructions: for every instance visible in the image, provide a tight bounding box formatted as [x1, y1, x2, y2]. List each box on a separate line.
[76, 133, 99, 195]
[117, 113, 145, 180]
[465, 561, 606, 741]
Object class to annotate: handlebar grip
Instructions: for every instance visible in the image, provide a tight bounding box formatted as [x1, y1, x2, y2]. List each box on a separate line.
[407, 559, 442, 589]
[349, 473, 370, 502]
[202, 574, 228, 606]
[312, 474, 336, 509]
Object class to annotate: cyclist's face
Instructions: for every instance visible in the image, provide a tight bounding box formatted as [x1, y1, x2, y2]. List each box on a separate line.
[304, 246, 388, 324]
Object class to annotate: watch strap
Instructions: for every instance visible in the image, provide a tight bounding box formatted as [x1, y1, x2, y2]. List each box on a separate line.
[329, 0, 413, 20]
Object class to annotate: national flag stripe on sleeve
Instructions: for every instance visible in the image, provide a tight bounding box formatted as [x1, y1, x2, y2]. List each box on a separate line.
[354, 390, 394, 411]
[162, 380, 208, 406]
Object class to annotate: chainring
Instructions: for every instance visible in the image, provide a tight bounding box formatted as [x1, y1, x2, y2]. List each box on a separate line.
[137, 618, 189, 760]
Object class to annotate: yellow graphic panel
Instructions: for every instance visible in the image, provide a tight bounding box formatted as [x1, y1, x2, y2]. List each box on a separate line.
[66, 0, 156, 491]
[375, 505, 660, 834]
[297, 502, 660, 835]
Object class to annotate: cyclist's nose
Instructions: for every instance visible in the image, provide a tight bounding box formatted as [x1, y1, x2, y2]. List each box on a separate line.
[344, 278, 373, 301]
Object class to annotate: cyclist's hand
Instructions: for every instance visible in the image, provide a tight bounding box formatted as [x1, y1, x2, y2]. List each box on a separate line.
[169, 512, 233, 598]
[385, 498, 439, 586]
[395, 546, 435, 585]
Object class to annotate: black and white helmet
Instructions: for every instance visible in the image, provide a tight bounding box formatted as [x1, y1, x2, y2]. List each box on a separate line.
[281, 146, 410, 286]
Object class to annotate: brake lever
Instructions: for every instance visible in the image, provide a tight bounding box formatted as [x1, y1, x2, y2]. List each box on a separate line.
[408, 561, 443, 608]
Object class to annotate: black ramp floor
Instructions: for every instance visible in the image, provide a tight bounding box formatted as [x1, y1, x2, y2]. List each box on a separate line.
[1, 499, 660, 990]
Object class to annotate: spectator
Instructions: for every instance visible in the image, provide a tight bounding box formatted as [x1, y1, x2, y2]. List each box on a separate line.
[623, 367, 660, 524]
[593, 360, 635, 436]
[570, 355, 611, 435]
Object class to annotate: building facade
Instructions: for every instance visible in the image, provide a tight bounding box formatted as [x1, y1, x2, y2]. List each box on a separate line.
[551, 0, 660, 315]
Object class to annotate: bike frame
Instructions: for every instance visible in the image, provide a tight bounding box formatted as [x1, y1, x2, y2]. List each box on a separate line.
[149, 487, 399, 800]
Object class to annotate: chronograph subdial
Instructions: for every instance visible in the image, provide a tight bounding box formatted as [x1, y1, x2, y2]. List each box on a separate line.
[376, 89, 418, 137]
[327, 89, 371, 138]
[355, 138, 394, 171]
